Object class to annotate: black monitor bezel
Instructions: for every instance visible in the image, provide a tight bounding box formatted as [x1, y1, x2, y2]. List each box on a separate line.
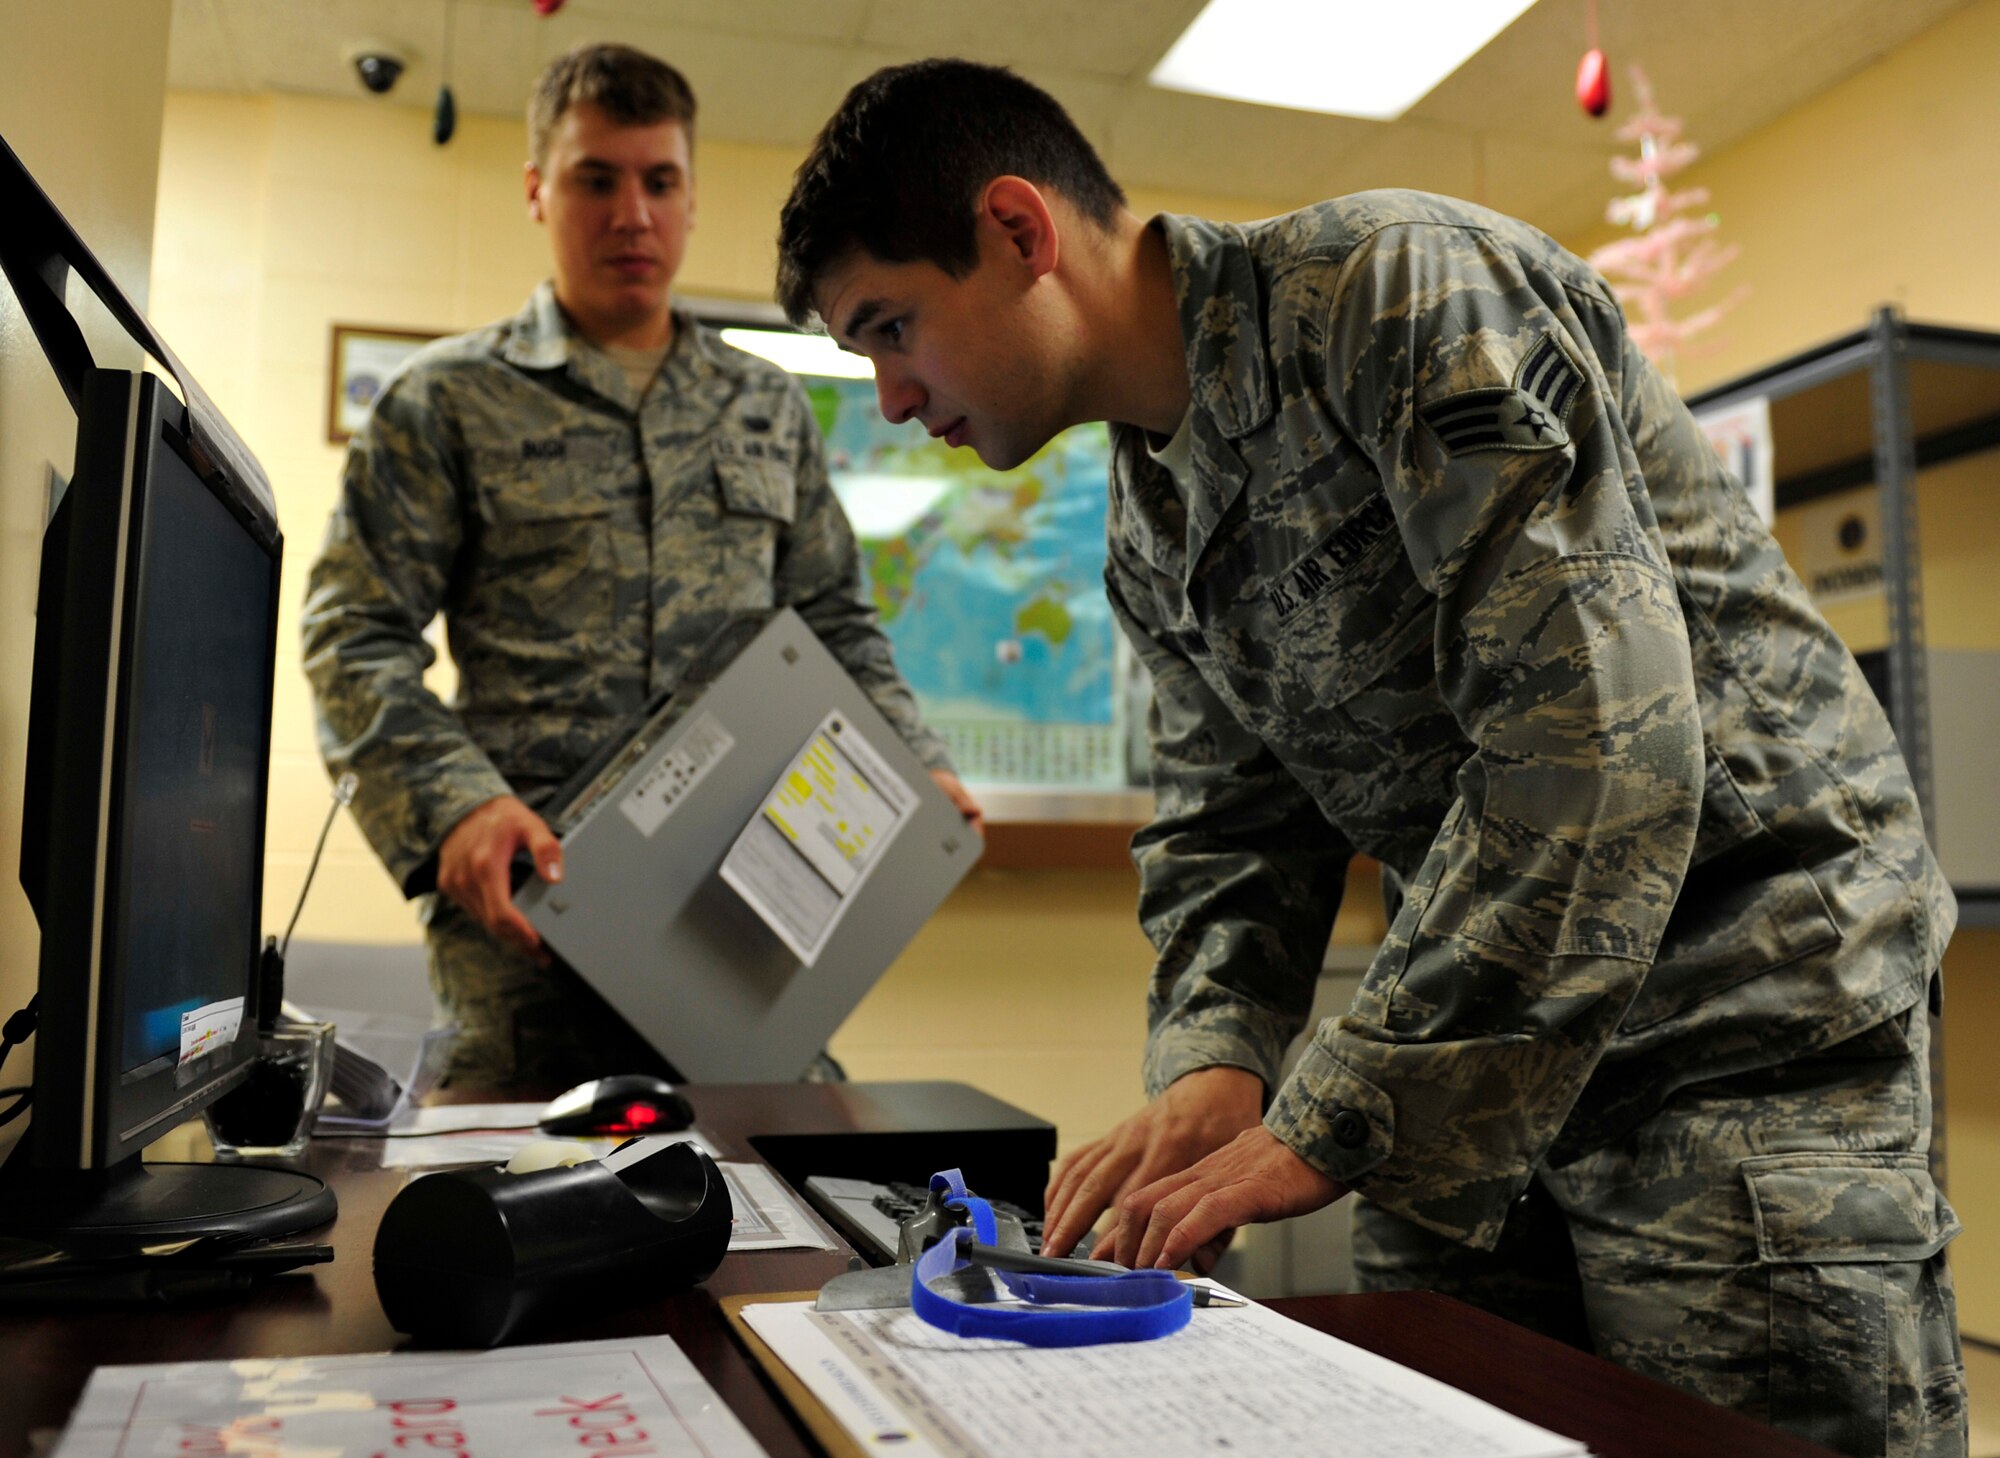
[23, 369, 281, 1171]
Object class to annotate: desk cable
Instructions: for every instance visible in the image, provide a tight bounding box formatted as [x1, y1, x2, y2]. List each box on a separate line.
[0, 997, 36, 1128]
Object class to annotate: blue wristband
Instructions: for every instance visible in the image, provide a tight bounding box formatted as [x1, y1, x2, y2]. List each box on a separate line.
[907, 1171, 1192, 1348]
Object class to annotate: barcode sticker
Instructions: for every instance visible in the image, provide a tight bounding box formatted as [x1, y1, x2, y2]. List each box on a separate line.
[618, 712, 735, 838]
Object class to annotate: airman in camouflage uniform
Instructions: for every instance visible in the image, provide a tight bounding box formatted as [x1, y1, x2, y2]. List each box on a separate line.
[778, 61, 1963, 1458]
[302, 289, 950, 1083]
[303, 45, 958, 1089]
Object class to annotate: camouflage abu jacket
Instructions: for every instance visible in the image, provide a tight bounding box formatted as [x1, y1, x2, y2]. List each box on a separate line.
[1109, 194, 1954, 1249]
[303, 283, 949, 895]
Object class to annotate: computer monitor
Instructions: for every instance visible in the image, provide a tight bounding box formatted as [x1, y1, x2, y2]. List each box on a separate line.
[0, 368, 332, 1241]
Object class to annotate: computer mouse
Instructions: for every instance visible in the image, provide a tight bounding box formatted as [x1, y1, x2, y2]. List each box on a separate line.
[537, 1074, 695, 1137]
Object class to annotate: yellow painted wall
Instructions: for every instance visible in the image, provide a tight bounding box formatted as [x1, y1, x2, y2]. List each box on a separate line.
[1768, 450, 2000, 656]
[0, 0, 173, 1148]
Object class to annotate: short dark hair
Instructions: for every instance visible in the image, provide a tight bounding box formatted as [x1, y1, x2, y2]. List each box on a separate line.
[777, 59, 1127, 326]
[529, 43, 696, 169]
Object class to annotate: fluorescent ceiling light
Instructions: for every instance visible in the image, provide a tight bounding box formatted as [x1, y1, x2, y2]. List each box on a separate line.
[720, 326, 873, 379]
[1150, 0, 1538, 121]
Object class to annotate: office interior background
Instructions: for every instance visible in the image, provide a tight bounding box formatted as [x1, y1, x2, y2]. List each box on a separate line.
[3, 0, 1999, 1434]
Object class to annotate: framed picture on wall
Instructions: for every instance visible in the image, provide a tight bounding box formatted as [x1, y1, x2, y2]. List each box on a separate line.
[326, 324, 441, 444]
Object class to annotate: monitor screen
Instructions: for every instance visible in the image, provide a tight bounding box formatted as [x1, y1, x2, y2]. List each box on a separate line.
[0, 127, 333, 1240]
[109, 425, 273, 1079]
[12, 371, 281, 1170]
[1, 371, 334, 1241]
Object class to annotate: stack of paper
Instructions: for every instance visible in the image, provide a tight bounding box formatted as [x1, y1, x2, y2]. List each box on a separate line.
[740, 1297, 1592, 1458]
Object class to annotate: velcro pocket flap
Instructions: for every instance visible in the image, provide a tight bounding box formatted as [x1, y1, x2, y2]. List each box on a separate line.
[481, 461, 613, 525]
[1744, 1152, 1959, 1265]
[715, 454, 797, 524]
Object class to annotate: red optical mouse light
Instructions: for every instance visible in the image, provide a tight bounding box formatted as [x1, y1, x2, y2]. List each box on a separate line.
[621, 1102, 660, 1129]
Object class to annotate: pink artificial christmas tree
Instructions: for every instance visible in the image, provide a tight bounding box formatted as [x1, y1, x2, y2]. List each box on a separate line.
[1586, 68, 1748, 388]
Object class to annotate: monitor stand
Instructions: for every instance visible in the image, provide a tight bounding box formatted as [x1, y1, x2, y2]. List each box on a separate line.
[0, 1150, 336, 1244]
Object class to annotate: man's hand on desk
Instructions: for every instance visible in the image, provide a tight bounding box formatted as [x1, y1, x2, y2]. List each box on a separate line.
[438, 795, 562, 960]
[929, 769, 986, 836]
[1115, 1125, 1348, 1272]
[1040, 1065, 1265, 1267]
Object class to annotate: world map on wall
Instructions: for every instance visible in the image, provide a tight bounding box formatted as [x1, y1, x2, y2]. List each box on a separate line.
[805, 376, 1125, 787]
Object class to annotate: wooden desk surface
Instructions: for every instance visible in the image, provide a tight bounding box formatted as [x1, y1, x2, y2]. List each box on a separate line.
[0, 1082, 1833, 1458]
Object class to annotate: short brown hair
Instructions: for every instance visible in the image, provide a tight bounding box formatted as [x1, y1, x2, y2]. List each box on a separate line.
[528, 43, 696, 168]
[778, 59, 1125, 326]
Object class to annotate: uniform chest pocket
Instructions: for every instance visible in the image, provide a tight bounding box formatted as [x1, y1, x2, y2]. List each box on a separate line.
[473, 466, 614, 640]
[715, 454, 798, 524]
[1277, 528, 1433, 707]
[693, 455, 798, 609]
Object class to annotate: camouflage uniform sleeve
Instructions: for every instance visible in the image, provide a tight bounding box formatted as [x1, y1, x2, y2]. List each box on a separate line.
[775, 402, 955, 772]
[300, 365, 513, 895]
[1107, 552, 1352, 1101]
[1264, 223, 1705, 1249]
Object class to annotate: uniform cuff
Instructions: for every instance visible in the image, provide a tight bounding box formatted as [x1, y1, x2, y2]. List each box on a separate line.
[1263, 1040, 1393, 1186]
[361, 762, 513, 898]
[1142, 996, 1301, 1101]
[906, 726, 956, 775]
[1264, 1038, 1528, 1252]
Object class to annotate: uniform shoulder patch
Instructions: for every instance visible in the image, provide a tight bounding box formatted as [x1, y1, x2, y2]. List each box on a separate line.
[1417, 332, 1584, 457]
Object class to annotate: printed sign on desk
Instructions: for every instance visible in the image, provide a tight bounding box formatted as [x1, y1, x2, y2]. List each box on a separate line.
[53, 1335, 768, 1458]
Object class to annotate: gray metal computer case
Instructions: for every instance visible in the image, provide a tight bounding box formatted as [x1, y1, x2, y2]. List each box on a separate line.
[516, 610, 981, 1081]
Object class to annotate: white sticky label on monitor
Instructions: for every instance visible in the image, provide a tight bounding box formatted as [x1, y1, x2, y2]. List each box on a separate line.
[719, 711, 916, 964]
[619, 711, 735, 838]
[177, 997, 244, 1066]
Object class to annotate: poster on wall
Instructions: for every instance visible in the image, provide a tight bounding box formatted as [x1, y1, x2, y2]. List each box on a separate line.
[1789, 486, 1884, 608]
[327, 324, 442, 444]
[1691, 394, 1775, 525]
[803, 373, 1127, 788]
[708, 313, 1139, 792]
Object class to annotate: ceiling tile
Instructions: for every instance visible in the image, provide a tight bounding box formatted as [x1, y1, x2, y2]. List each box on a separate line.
[168, 0, 247, 93]
[162, 0, 1988, 239]
[1106, 82, 1377, 206]
[826, 46, 1133, 156]
[560, 0, 872, 45]
[855, 0, 1207, 79]
[541, 20, 852, 148]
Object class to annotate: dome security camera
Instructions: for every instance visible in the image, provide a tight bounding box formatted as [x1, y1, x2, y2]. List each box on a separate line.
[345, 44, 408, 95]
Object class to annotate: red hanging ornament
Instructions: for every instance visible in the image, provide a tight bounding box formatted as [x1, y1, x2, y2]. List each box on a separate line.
[1577, 48, 1611, 117]
[533, 0, 566, 15]
[1576, 0, 1611, 117]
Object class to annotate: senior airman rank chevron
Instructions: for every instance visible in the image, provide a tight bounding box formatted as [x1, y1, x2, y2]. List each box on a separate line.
[1417, 332, 1584, 456]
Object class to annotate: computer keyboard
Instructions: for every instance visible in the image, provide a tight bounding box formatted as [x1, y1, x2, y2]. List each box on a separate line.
[802, 1175, 1092, 1266]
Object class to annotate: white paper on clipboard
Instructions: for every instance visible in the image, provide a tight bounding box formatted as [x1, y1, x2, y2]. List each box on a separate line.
[718, 711, 917, 965]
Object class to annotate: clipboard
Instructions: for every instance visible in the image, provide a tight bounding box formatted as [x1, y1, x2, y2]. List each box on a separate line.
[722, 1291, 870, 1458]
[722, 1271, 1207, 1458]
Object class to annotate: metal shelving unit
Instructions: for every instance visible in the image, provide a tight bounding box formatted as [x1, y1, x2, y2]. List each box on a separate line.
[1687, 308, 2000, 929]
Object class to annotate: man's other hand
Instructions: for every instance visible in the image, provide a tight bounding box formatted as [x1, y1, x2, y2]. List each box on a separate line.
[929, 769, 986, 835]
[437, 795, 562, 959]
[1116, 1126, 1348, 1272]
[1040, 1065, 1264, 1264]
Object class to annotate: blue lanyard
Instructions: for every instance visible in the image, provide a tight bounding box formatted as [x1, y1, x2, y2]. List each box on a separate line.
[907, 1171, 1192, 1348]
